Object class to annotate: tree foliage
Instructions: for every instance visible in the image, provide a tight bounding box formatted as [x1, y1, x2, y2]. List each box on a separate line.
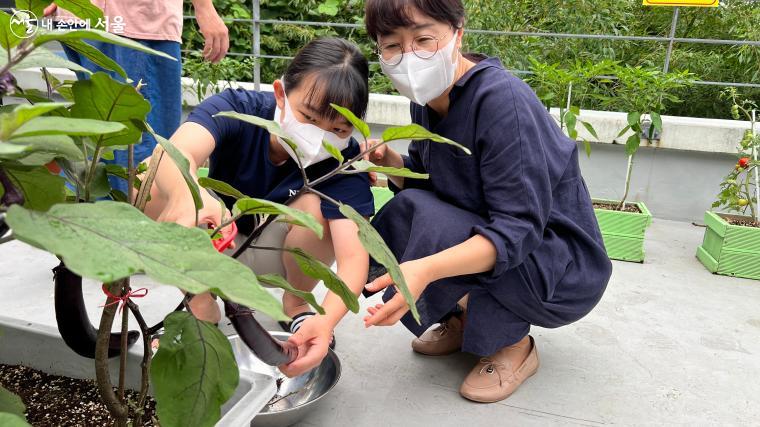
[181, 0, 760, 119]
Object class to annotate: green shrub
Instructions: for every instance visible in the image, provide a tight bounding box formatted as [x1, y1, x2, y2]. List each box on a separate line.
[181, 0, 760, 119]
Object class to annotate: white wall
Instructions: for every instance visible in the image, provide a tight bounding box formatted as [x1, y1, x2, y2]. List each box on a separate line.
[9, 67, 750, 222]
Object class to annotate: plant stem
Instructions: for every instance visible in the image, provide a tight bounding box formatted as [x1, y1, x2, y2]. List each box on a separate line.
[290, 144, 309, 186]
[127, 300, 152, 427]
[248, 245, 285, 252]
[752, 109, 759, 223]
[618, 154, 634, 211]
[118, 281, 129, 403]
[95, 280, 130, 426]
[306, 187, 341, 207]
[128, 144, 135, 205]
[745, 168, 756, 219]
[309, 136, 394, 189]
[41, 67, 53, 100]
[0, 39, 38, 77]
[562, 82, 573, 133]
[84, 146, 103, 202]
[134, 146, 164, 210]
[210, 211, 246, 240]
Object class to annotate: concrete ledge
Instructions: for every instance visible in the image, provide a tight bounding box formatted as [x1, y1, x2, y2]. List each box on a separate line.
[10, 67, 751, 154]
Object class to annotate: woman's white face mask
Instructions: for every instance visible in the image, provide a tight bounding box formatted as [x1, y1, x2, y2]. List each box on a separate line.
[380, 32, 458, 106]
[274, 85, 351, 168]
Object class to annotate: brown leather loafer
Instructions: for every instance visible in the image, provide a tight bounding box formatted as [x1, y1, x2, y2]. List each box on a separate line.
[411, 314, 464, 356]
[459, 336, 539, 403]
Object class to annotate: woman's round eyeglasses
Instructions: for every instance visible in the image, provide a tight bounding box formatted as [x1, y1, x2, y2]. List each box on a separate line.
[377, 29, 454, 66]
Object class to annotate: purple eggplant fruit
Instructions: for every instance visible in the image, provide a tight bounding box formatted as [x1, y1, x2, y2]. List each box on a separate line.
[225, 300, 298, 366]
[54, 263, 139, 359]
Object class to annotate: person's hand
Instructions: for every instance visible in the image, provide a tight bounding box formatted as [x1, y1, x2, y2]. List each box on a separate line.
[363, 259, 431, 327]
[360, 139, 390, 185]
[278, 316, 332, 377]
[157, 191, 234, 247]
[43, 3, 57, 16]
[195, 5, 229, 63]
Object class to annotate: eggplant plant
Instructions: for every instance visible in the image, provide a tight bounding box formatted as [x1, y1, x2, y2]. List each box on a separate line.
[713, 88, 759, 224]
[602, 66, 693, 210]
[527, 58, 616, 157]
[0, 6, 466, 427]
[0, 384, 28, 427]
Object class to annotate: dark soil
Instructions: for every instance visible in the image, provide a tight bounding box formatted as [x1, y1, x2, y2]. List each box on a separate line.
[726, 218, 760, 228]
[0, 364, 157, 426]
[593, 202, 642, 214]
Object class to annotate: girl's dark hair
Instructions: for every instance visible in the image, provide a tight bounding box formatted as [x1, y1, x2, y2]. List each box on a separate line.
[283, 37, 369, 120]
[364, 0, 465, 41]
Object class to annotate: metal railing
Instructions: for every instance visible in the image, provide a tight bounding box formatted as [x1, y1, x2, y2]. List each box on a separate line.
[178, 1, 760, 91]
[3, 3, 758, 90]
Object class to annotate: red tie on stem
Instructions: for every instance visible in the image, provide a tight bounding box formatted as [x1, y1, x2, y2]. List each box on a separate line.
[101, 283, 149, 314]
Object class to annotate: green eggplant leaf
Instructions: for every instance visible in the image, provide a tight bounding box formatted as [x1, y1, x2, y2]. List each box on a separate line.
[234, 197, 323, 239]
[3, 165, 66, 211]
[198, 177, 247, 200]
[70, 72, 150, 147]
[34, 29, 174, 60]
[5, 202, 287, 320]
[349, 159, 429, 179]
[338, 204, 421, 323]
[330, 103, 370, 138]
[322, 141, 344, 164]
[382, 124, 471, 155]
[152, 312, 238, 427]
[285, 247, 358, 313]
[258, 274, 325, 315]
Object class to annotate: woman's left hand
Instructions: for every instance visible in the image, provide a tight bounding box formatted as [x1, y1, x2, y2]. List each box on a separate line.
[363, 259, 432, 327]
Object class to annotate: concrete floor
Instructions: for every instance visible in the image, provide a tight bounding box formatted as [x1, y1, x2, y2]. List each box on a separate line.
[1, 217, 759, 426]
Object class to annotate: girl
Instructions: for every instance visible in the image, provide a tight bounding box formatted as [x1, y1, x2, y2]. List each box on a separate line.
[361, 0, 613, 403]
[145, 38, 374, 377]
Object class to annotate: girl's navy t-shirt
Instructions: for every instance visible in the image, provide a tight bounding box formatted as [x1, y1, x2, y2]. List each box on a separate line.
[186, 88, 374, 235]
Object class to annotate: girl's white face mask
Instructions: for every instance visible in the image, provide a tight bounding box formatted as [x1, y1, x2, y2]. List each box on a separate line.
[274, 85, 351, 168]
[380, 33, 459, 106]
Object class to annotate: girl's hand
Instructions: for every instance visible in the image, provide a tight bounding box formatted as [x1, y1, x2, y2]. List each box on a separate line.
[157, 192, 235, 248]
[279, 316, 332, 377]
[362, 259, 432, 327]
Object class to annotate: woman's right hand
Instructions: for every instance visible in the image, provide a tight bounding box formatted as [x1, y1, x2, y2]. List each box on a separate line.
[360, 139, 393, 185]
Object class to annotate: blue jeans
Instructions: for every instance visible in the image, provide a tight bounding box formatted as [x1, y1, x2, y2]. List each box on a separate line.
[63, 39, 182, 193]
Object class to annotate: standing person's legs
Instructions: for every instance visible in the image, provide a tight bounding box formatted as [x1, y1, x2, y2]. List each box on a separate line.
[62, 39, 182, 194]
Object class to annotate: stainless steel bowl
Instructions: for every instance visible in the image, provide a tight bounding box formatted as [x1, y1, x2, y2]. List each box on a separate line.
[228, 331, 341, 427]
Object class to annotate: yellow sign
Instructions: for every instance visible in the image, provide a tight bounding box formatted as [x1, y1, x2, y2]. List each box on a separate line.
[643, 0, 718, 6]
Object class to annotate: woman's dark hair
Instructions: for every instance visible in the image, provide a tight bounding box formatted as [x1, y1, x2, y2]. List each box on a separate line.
[364, 0, 465, 42]
[283, 37, 369, 120]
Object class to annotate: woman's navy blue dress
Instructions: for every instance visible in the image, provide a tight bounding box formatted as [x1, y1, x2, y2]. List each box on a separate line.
[371, 57, 613, 356]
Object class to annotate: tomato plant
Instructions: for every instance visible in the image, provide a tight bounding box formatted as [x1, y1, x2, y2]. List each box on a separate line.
[713, 88, 759, 223]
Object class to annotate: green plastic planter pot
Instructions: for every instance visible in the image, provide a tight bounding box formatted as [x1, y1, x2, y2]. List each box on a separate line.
[696, 211, 760, 280]
[593, 199, 653, 263]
